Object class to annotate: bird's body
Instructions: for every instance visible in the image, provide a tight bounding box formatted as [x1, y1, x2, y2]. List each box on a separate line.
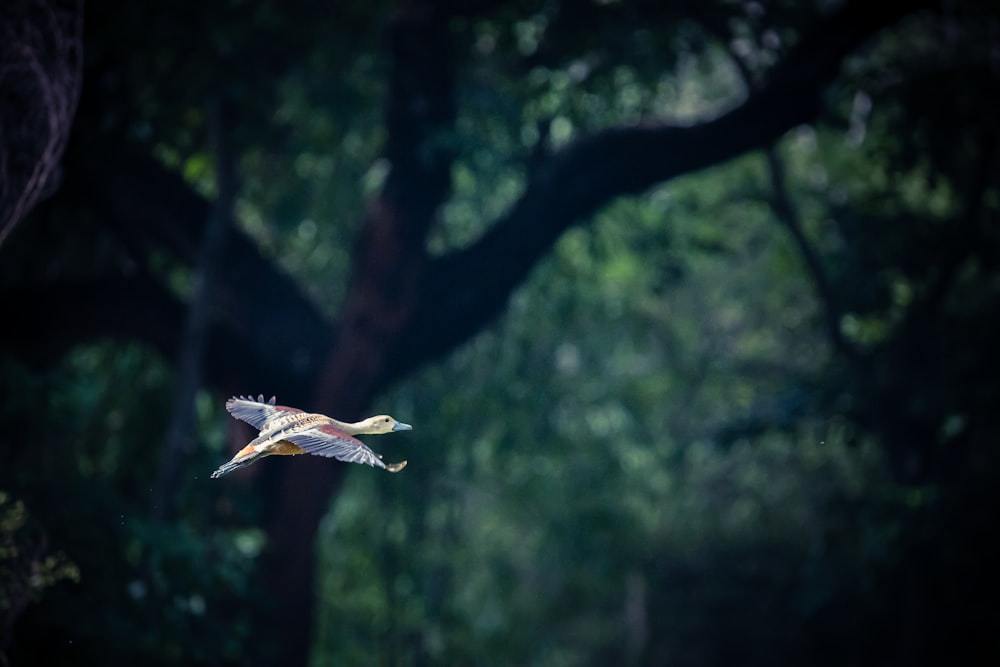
[211, 395, 411, 478]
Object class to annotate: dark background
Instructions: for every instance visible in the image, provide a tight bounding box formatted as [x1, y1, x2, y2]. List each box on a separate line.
[2, 0, 999, 664]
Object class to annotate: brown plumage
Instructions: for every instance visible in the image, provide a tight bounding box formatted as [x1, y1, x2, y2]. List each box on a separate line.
[211, 395, 411, 478]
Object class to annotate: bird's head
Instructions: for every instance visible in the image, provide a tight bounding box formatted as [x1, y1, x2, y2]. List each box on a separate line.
[357, 415, 413, 435]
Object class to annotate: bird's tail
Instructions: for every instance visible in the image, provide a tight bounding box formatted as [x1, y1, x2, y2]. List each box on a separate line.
[211, 451, 265, 478]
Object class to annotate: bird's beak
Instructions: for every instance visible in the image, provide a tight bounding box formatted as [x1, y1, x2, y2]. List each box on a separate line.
[393, 421, 412, 431]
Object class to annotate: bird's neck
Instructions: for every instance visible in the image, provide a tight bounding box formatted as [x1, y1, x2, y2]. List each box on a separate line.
[330, 417, 372, 435]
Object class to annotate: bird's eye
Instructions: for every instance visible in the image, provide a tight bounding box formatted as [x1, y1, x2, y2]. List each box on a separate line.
[384, 417, 390, 423]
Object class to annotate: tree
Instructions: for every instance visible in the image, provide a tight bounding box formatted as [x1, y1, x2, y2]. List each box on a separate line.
[3, 0, 998, 664]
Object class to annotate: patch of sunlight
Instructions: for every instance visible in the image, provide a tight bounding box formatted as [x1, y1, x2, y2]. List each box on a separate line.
[293, 152, 316, 179]
[891, 276, 913, 308]
[939, 413, 967, 441]
[899, 163, 958, 218]
[297, 218, 317, 243]
[554, 342, 581, 375]
[174, 594, 206, 616]
[549, 115, 574, 147]
[513, 15, 547, 57]
[584, 402, 629, 439]
[196, 388, 225, 452]
[182, 153, 214, 195]
[127, 579, 147, 600]
[235, 197, 276, 253]
[840, 312, 890, 346]
[663, 47, 745, 121]
[614, 75, 644, 119]
[151, 143, 182, 170]
[232, 528, 266, 558]
[361, 157, 390, 197]
[161, 263, 193, 299]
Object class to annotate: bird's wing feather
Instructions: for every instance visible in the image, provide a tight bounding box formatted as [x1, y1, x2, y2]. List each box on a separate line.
[282, 424, 388, 469]
[226, 394, 299, 430]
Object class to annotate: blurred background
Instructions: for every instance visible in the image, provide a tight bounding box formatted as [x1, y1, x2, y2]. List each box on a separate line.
[2, 0, 999, 665]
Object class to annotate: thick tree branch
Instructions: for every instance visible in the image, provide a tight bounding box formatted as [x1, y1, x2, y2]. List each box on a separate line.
[260, 3, 456, 665]
[153, 97, 236, 520]
[702, 9, 859, 363]
[75, 143, 332, 377]
[0, 273, 310, 395]
[259, 7, 932, 661]
[388, 0, 934, 380]
[0, 135, 335, 404]
[763, 147, 858, 361]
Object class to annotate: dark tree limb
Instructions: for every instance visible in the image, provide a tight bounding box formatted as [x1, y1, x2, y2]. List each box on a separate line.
[2, 272, 311, 395]
[764, 146, 858, 361]
[258, 3, 456, 664]
[386, 0, 934, 381]
[152, 97, 236, 520]
[76, 143, 333, 377]
[257, 3, 935, 664]
[701, 7, 860, 363]
[0, 131, 335, 401]
[4, 0, 933, 404]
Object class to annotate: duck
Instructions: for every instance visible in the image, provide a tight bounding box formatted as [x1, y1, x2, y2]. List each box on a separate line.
[211, 394, 411, 478]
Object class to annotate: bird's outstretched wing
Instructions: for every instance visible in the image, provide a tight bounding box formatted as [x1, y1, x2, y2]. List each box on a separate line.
[226, 394, 299, 430]
[283, 423, 400, 471]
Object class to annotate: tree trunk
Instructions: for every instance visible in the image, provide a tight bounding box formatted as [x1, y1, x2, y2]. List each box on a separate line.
[256, 4, 455, 663]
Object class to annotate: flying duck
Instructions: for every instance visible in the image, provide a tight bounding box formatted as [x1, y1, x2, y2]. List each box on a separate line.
[211, 394, 411, 478]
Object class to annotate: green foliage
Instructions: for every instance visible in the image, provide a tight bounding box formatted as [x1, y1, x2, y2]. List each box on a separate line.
[310, 143, 900, 664]
[0, 491, 80, 662]
[4, 1, 999, 665]
[0, 343, 267, 665]
[309, 6, 999, 663]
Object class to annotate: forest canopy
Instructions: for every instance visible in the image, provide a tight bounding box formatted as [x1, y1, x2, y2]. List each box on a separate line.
[2, 0, 999, 665]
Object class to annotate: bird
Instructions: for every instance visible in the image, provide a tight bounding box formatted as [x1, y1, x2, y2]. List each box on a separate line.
[211, 394, 411, 478]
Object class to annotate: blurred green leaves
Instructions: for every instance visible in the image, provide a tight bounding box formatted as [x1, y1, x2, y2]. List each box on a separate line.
[1, 492, 80, 644]
[4, 0, 999, 665]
